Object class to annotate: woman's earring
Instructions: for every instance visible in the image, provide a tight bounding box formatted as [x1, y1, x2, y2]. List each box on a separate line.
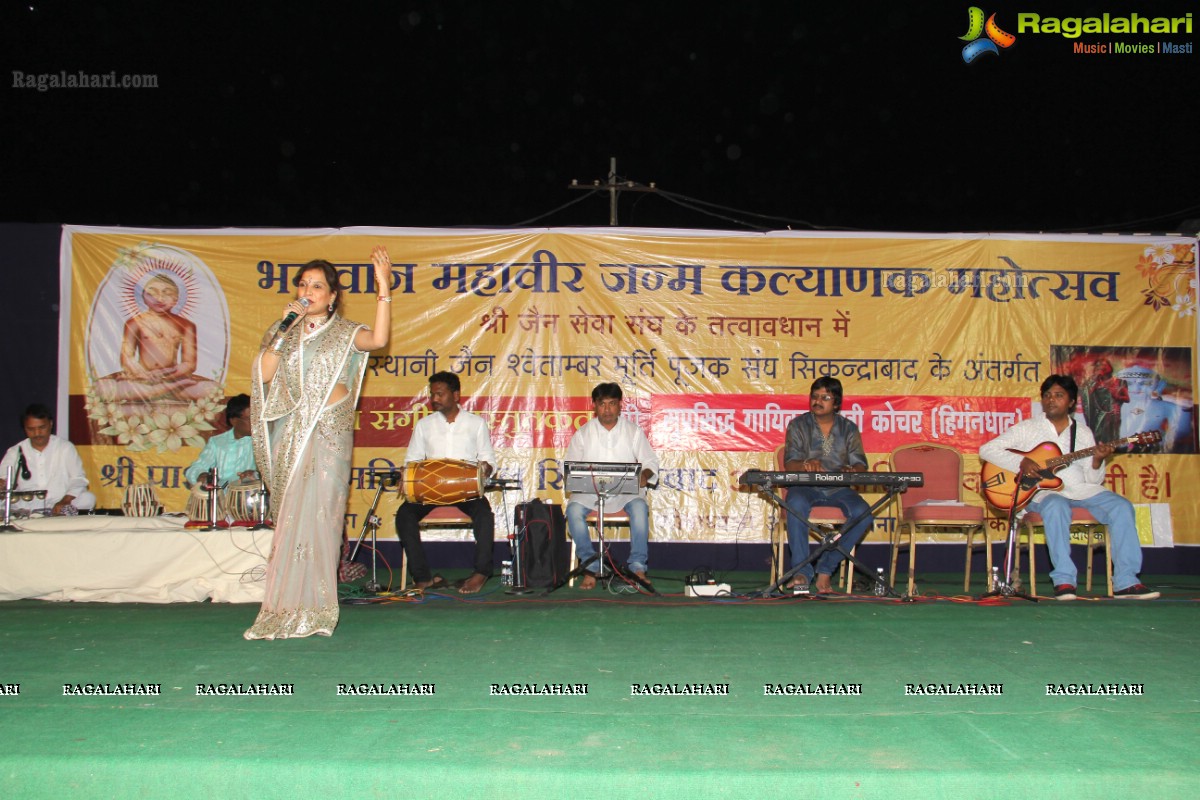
[328, 303, 334, 313]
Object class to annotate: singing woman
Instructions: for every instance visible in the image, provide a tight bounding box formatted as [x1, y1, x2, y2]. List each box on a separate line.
[244, 246, 391, 639]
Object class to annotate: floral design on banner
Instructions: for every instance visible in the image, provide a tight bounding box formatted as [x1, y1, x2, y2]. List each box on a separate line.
[1137, 243, 1197, 317]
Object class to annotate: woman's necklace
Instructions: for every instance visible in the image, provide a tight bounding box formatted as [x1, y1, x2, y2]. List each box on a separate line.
[304, 314, 330, 333]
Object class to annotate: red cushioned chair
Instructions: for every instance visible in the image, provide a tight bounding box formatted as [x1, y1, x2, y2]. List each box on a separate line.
[889, 443, 989, 595]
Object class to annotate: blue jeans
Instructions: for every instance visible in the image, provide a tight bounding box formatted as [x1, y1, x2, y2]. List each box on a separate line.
[785, 487, 873, 579]
[1031, 491, 1143, 591]
[566, 498, 649, 574]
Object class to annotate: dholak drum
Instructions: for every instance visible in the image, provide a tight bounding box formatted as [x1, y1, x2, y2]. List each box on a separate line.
[401, 459, 483, 505]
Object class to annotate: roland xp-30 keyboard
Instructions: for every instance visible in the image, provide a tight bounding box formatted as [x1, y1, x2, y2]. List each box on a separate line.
[738, 469, 923, 488]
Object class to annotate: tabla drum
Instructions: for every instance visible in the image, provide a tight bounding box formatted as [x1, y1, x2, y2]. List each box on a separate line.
[123, 482, 163, 518]
[401, 458, 483, 505]
[227, 479, 267, 523]
[185, 484, 226, 523]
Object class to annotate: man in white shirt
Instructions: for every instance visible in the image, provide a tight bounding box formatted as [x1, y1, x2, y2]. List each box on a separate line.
[979, 375, 1158, 601]
[0, 404, 96, 515]
[396, 372, 496, 594]
[563, 383, 659, 589]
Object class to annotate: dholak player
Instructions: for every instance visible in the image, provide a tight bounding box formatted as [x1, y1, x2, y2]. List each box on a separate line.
[395, 372, 497, 594]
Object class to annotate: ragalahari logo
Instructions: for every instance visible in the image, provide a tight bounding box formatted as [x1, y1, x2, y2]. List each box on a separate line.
[960, 7, 1016, 62]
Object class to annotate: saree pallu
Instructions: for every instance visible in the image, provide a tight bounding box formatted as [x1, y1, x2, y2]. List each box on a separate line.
[245, 316, 366, 640]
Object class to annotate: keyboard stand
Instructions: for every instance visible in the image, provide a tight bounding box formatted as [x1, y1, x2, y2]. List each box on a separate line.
[545, 462, 658, 596]
[747, 476, 911, 600]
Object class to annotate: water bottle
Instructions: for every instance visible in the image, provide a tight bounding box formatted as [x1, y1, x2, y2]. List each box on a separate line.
[873, 567, 887, 596]
[501, 561, 513, 586]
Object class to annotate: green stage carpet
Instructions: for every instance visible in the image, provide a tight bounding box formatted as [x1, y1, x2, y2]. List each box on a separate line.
[2, 573, 1197, 799]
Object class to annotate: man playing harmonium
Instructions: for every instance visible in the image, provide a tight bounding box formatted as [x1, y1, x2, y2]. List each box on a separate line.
[396, 371, 496, 594]
[0, 403, 96, 516]
[782, 377, 872, 594]
[563, 382, 659, 589]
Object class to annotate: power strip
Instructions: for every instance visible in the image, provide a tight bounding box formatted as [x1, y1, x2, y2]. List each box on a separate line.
[685, 583, 731, 597]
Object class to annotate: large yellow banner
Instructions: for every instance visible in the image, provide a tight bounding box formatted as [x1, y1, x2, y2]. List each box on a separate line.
[61, 227, 1199, 545]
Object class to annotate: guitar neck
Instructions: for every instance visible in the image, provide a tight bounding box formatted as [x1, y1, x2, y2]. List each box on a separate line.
[1046, 446, 1101, 471]
[1045, 434, 1140, 470]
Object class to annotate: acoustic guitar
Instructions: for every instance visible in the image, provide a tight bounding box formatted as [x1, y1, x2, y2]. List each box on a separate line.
[980, 430, 1161, 511]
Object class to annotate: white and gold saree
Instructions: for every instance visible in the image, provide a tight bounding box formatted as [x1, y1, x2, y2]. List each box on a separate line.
[244, 316, 367, 640]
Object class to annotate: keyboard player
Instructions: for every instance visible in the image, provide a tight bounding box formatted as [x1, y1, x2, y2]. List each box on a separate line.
[563, 382, 659, 589]
[782, 377, 872, 594]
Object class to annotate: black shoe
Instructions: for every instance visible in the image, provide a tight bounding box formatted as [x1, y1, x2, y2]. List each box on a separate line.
[1054, 584, 1077, 601]
[1114, 583, 1160, 600]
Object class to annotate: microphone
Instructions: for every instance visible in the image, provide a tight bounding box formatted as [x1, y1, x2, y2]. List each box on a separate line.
[278, 297, 311, 333]
[16, 449, 30, 484]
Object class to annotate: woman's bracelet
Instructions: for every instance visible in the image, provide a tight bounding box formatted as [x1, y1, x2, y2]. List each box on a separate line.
[378, 296, 392, 303]
[268, 334, 287, 353]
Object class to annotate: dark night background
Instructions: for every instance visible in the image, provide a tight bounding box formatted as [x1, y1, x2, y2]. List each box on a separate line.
[2, 0, 1198, 233]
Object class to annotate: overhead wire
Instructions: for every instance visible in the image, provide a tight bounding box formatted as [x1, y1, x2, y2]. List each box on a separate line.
[509, 173, 1200, 235]
[509, 188, 602, 227]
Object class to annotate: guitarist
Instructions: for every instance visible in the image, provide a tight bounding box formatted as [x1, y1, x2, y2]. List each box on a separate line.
[979, 375, 1159, 601]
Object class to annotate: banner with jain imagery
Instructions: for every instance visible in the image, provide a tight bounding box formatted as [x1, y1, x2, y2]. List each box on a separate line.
[60, 227, 1198, 546]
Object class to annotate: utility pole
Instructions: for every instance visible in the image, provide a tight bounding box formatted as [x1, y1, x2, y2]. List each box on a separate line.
[569, 157, 657, 226]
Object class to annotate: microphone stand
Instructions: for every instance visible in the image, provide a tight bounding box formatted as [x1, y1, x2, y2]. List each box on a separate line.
[349, 471, 398, 592]
[980, 480, 1038, 602]
[199, 467, 226, 531]
[0, 465, 46, 532]
[1, 466, 18, 532]
[545, 465, 657, 596]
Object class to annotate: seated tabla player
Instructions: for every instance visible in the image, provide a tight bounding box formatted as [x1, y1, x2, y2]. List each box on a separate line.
[184, 394, 258, 491]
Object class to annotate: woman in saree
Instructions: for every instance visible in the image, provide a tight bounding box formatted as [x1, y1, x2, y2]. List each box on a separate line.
[244, 246, 391, 640]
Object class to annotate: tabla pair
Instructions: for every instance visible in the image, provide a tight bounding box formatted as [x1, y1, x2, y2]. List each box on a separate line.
[183, 477, 266, 523]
